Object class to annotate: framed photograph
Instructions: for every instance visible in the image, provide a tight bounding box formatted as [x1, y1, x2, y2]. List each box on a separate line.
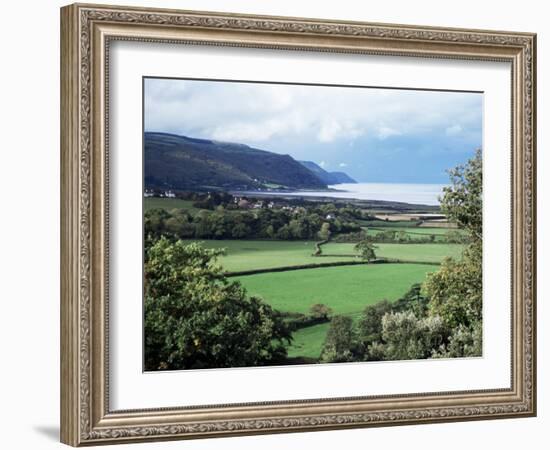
[60, 3, 536, 446]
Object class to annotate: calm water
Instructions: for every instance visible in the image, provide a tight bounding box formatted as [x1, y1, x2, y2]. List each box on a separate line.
[268, 183, 447, 206]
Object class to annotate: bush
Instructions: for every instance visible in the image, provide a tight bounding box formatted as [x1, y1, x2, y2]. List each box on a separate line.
[432, 320, 482, 358]
[310, 303, 333, 320]
[381, 312, 448, 361]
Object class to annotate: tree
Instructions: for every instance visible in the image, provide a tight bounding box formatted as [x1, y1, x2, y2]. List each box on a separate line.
[358, 300, 392, 347]
[424, 244, 482, 328]
[320, 315, 358, 363]
[317, 222, 331, 241]
[354, 239, 377, 262]
[144, 238, 292, 370]
[439, 148, 482, 242]
[309, 303, 333, 321]
[231, 222, 250, 239]
[423, 148, 483, 353]
[425, 149, 483, 330]
[381, 312, 448, 361]
[432, 321, 482, 358]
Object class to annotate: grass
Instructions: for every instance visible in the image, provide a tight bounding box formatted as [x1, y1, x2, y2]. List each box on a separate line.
[144, 197, 197, 212]
[234, 264, 436, 316]
[364, 226, 465, 242]
[287, 322, 330, 359]
[235, 263, 436, 359]
[357, 219, 421, 227]
[186, 240, 357, 272]
[322, 242, 463, 263]
[187, 240, 463, 272]
[182, 238, 463, 360]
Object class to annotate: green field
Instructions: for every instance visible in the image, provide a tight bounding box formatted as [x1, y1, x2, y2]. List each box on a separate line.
[183, 234, 463, 361]
[144, 197, 197, 212]
[357, 219, 421, 227]
[287, 322, 330, 359]
[364, 226, 464, 242]
[235, 263, 436, 358]
[186, 239, 357, 272]
[234, 264, 436, 315]
[187, 239, 462, 272]
[322, 242, 463, 263]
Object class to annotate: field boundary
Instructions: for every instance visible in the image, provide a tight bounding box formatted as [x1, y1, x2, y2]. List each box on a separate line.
[226, 258, 439, 277]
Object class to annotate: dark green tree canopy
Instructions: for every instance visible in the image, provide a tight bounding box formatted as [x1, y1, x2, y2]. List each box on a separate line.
[439, 148, 482, 242]
[144, 238, 291, 370]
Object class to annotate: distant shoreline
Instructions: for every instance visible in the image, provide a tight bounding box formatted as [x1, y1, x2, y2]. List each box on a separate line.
[229, 182, 445, 210]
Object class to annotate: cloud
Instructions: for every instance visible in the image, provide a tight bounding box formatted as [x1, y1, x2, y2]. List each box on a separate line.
[339, 162, 348, 167]
[319, 161, 327, 168]
[377, 126, 402, 140]
[144, 79, 482, 155]
[445, 124, 463, 136]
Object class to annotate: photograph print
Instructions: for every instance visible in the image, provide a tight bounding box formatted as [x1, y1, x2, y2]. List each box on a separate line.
[143, 78, 483, 372]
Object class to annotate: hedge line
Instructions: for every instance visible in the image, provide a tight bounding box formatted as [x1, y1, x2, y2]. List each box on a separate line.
[225, 258, 440, 277]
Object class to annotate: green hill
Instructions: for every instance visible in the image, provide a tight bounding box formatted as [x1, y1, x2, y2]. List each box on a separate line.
[298, 160, 357, 184]
[144, 132, 328, 191]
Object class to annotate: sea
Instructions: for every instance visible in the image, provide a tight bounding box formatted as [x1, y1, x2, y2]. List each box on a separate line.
[262, 183, 447, 206]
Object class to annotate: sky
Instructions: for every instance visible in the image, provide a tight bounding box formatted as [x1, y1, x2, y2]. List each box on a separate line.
[144, 78, 482, 184]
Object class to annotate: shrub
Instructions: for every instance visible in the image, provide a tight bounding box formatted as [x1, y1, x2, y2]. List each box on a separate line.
[432, 320, 482, 358]
[381, 312, 448, 361]
[310, 303, 333, 320]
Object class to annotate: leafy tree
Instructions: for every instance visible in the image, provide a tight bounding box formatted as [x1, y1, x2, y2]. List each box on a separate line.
[231, 222, 250, 239]
[424, 150, 482, 330]
[424, 244, 482, 328]
[439, 148, 482, 242]
[320, 316, 358, 363]
[381, 312, 448, 361]
[317, 222, 331, 241]
[425, 149, 483, 331]
[358, 300, 392, 347]
[144, 238, 292, 370]
[432, 320, 482, 358]
[392, 283, 429, 318]
[354, 239, 377, 262]
[309, 303, 333, 321]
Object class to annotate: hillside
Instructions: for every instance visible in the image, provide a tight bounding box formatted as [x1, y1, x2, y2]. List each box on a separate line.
[298, 161, 357, 184]
[144, 132, 328, 191]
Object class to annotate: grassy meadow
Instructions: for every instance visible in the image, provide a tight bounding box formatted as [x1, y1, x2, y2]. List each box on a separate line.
[145, 197, 465, 363]
[184, 239, 463, 272]
[188, 238, 461, 360]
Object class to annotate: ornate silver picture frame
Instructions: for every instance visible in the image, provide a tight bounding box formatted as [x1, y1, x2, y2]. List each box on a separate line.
[61, 3, 536, 446]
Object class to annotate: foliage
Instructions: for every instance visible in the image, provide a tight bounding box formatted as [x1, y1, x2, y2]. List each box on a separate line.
[310, 303, 333, 320]
[439, 148, 482, 241]
[144, 237, 292, 370]
[380, 312, 448, 361]
[279, 307, 331, 332]
[317, 222, 331, 241]
[432, 321, 482, 358]
[144, 202, 360, 242]
[354, 239, 377, 262]
[391, 283, 430, 318]
[320, 316, 358, 363]
[358, 300, 393, 347]
[424, 243, 482, 328]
